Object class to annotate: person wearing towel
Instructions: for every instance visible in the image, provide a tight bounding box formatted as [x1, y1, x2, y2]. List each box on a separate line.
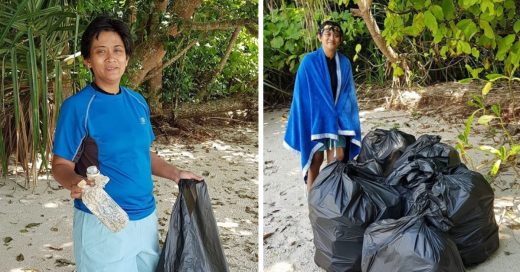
[284, 20, 361, 192]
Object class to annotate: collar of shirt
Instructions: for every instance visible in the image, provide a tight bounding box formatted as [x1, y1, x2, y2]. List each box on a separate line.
[91, 82, 121, 95]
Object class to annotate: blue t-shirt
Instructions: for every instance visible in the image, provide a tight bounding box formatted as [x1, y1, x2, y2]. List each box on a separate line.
[53, 84, 156, 220]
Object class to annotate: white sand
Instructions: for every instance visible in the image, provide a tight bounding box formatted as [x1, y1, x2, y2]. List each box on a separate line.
[0, 125, 258, 272]
[263, 108, 520, 272]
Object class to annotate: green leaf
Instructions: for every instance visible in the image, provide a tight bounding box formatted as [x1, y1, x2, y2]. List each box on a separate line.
[408, 13, 425, 37]
[459, 78, 473, 83]
[491, 104, 501, 117]
[480, 145, 500, 154]
[424, 11, 438, 34]
[464, 111, 477, 141]
[500, 146, 507, 160]
[490, 159, 501, 176]
[496, 34, 516, 61]
[355, 44, 362, 53]
[510, 144, 520, 156]
[477, 115, 496, 125]
[441, 0, 456, 20]
[460, 41, 472, 54]
[458, 134, 468, 143]
[482, 82, 492, 96]
[440, 45, 449, 58]
[270, 36, 284, 49]
[471, 48, 480, 58]
[393, 65, 404, 77]
[411, 0, 426, 9]
[430, 5, 444, 21]
[469, 95, 483, 109]
[465, 65, 483, 78]
[461, 0, 479, 9]
[433, 24, 445, 43]
[481, 0, 495, 15]
[486, 73, 507, 81]
[514, 20, 520, 33]
[456, 19, 479, 41]
[479, 20, 495, 39]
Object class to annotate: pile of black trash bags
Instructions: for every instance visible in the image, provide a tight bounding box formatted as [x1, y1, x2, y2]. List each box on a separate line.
[309, 129, 499, 272]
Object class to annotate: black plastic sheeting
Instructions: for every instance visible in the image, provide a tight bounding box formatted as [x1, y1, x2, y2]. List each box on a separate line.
[392, 134, 461, 171]
[433, 165, 499, 266]
[385, 158, 440, 216]
[357, 129, 416, 176]
[308, 161, 401, 272]
[362, 185, 465, 272]
[362, 215, 464, 272]
[156, 179, 229, 272]
[386, 157, 499, 266]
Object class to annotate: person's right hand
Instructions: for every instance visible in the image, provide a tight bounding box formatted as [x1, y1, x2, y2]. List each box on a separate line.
[69, 179, 95, 199]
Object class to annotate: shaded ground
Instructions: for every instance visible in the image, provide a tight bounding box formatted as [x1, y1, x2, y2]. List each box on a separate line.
[263, 83, 520, 271]
[0, 122, 258, 272]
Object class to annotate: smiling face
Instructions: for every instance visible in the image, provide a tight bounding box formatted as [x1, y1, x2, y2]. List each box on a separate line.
[84, 31, 128, 90]
[318, 25, 342, 55]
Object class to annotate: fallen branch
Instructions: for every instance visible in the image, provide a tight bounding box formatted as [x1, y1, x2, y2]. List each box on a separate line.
[203, 117, 252, 124]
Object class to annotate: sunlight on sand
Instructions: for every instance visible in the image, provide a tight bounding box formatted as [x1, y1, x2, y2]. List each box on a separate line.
[217, 218, 255, 236]
[238, 230, 253, 236]
[212, 141, 232, 151]
[10, 268, 39, 272]
[43, 201, 59, 208]
[265, 262, 295, 272]
[217, 218, 239, 228]
[157, 147, 196, 160]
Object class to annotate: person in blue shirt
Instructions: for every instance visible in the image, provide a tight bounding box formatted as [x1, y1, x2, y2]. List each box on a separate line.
[284, 21, 361, 192]
[51, 15, 202, 272]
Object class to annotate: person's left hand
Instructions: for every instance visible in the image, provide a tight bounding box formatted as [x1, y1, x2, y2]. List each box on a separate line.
[178, 170, 203, 183]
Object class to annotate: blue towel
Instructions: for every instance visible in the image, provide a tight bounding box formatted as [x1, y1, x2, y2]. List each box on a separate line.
[284, 47, 361, 181]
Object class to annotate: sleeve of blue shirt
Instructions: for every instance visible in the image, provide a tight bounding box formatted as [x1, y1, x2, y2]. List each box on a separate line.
[52, 97, 88, 162]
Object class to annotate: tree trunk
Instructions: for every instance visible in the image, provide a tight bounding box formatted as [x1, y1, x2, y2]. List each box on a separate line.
[172, 94, 257, 120]
[127, 0, 202, 89]
[198, 26, 242, 101]
[352, 0, 410, 84]
[148, 66, 163, 113]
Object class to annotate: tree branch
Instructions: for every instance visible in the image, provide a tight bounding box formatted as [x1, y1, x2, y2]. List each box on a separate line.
[169, 18, 257, 36]
[352, 0, 410, 84]
[143, 40, 198, 82]
[197, 26, 242, 100]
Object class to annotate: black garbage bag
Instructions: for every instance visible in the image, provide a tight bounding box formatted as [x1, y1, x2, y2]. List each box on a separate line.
[385, 158, 439, 216]
[433, 165, 499, 266]
[357, 129, 416, 176]
[385, 158, 438, 188]
[362, 185, 465, 272]
[309, 161, 401, 272]
[362, 215, 464, 272]
[156, 179, 229, 272]
[347, 159, 385, 180]
[392, 134, 461, 172]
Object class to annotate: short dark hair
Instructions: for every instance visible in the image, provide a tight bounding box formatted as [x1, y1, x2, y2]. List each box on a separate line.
[81, 15, 133, 59]
[318, 20, 343, 38]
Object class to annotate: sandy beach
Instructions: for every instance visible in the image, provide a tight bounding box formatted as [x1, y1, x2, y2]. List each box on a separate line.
[0, 124, 258, 272]
[263, 107, 520, 272]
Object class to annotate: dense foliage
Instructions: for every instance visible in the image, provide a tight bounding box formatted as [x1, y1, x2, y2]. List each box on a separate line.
[264, 0, 520, 101]
[0, 0, 257, 187]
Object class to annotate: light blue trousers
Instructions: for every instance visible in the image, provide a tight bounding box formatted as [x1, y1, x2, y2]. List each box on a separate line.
[73, 208, 160, 272]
